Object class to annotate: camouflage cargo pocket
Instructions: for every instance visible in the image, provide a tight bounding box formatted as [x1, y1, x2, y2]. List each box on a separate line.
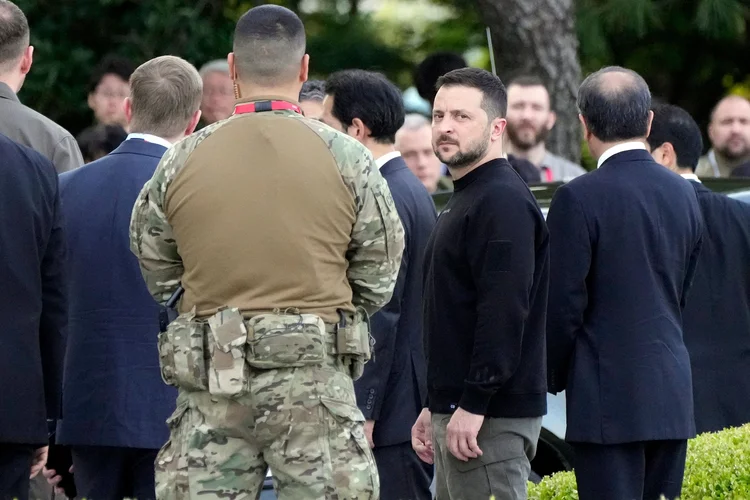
[157, 329, 177, 386]
[246, 313, 328, 369]
[164, 310, 208, 391]
[207, 307, 249, 397]
[319, 396, 379, 499]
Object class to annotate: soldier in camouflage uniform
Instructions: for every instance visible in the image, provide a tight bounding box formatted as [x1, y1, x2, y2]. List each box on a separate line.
[129, 5, 404, 500]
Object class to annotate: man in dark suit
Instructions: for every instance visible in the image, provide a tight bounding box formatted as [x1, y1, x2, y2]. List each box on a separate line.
[648, 103, 750, 434]
[546, 67, 704, 500]
[44, 55, 202, 499]
[0, 132, 67, 499]
[322, 69, 436, 499]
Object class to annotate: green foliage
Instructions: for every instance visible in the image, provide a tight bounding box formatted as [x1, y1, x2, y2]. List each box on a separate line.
[575, 0, 750, 136]
[17, 0, 237, 135]
[528, 423, 750, 500]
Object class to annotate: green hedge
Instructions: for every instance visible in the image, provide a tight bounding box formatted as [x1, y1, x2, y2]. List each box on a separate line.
[528, 423, 750, 500]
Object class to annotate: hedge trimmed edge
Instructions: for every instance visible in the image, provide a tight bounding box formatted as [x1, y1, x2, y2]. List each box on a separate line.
[528, 423, 750, 499]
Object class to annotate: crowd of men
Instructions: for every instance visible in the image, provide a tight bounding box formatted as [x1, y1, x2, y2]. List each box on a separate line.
[1, 1, 750, 500]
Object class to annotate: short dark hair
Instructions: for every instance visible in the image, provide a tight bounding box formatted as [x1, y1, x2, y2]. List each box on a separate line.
[414, 51, 467, 105]
[0, 0, 28, 71]
[577, 66, 651, 142]
[508, 75, 547, 90]
[299, 79, 325, 103]
[76, 124, 127, 163]
[436, 67, 507, 119]
[325, 69, 405, 145]
[89, 55, 136, 94]
[233, 5, 305, 86]
[647, 103, 704, 171]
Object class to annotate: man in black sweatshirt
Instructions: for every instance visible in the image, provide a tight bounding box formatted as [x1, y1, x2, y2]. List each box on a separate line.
[411, 67, 549, 499]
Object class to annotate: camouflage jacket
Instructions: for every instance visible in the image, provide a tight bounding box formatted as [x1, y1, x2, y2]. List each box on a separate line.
[129, 108, 405, 317]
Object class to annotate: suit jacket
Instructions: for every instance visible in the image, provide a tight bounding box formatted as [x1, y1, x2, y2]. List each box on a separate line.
[546, 149, 703, 444]
[683, 180, 750, 434]
[354, 156, 437, 447]
[0, 82, 83, 173]
[0, 133, 67, 445]
[56, 139, 177, 449]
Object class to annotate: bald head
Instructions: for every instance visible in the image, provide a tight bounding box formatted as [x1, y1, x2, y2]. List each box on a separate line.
[232, 5, 306, 87]
[0, 0, 28, 72]
[578, 66, 651, 142]
[709, 95, 750, 160]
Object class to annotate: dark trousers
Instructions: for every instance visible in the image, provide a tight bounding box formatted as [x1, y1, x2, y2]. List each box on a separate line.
[0, 443, 34, 500]
[373, 441, 433, 500]
[71, 446, 159, 500]
[573, 440, 688, 500]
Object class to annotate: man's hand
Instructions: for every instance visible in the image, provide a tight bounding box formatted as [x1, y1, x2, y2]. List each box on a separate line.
[411, 408, 434, 464]
[446, 407, 484, 462]
[43, 464, 74, 496]
[30, 446, 48, 478]
[364, 420, 375, 448]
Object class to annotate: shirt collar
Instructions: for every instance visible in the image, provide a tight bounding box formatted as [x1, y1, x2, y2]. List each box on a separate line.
[126, 133, 172, 149]
[681, 173, 701, 183]
[597, 141, 648, 168]
[375, 150, 401, 169]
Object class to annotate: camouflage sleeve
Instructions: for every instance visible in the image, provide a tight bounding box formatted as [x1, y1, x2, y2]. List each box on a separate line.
[129, 144, 185, 305]
[330, 134, 405, 315]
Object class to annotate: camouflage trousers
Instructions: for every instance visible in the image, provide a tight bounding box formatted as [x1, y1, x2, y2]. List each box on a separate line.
[154, 352, 379, 500]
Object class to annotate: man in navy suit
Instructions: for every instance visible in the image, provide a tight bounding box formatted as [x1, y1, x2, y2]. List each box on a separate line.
[0, 133, 67, 499]
[322, 69, 437, 499]
[546, 67, 704, 500]
[648, 103, 750, 434]
[45, 55, 203, 499]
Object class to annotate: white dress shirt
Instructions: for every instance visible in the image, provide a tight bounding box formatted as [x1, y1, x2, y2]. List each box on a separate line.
[375, 150, 401, 170]
[597, 141, 647, 168]
[126, 133, 173, 149]
[680, 173, 701, 183]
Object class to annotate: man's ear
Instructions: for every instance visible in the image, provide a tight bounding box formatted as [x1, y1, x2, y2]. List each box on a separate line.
[227, 52, 237, 81]
[185, 110, 202, 136]
[546, 110, 557, 131]
[299, 53, 310, 83]
[491, 117, 507, 143]
[578, 114, 591, 141]
[645, 109, 654, 138]
[19, 45, 33, 75]
[350, 117, 370, 142]
[123, 97, 133, 131]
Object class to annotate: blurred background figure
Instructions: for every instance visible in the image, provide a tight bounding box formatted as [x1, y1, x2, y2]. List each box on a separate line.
[75, 123, 127, 163]
[198, 59, 234, 127]
[505, 75, 585, 182]
[731, 160, 750, 177]
[696, 95, 750, 178]
[87, 54, 134, 128]
[299, 79, 325, 119]
[396, 113, 451, 192]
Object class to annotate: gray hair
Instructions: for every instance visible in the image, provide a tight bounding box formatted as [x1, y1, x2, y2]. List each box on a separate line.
[401, 113, 431, 131]
[129, 56, 203, 138]
[577, 66, 651, 142]
[299, 80, 325, 102]
[199, 59, 230, 78]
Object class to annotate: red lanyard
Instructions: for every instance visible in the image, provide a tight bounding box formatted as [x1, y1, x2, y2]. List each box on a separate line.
[233, 100, 303, 116]
[541, 166, 554, 182]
